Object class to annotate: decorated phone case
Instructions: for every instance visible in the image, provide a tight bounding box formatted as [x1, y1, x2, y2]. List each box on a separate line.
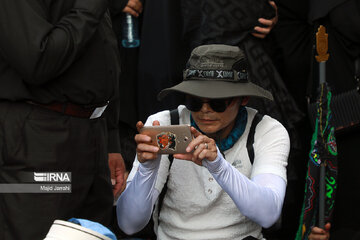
[140, 125, 193, 154]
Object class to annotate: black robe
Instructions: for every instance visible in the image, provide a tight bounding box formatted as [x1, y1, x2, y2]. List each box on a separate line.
[181, 0, 304, 138]
[137, 0, 187, 122]
[272, 0, 360, 238]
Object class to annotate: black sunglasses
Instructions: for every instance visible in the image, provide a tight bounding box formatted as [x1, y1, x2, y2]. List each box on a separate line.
[185, 96, 233, 112]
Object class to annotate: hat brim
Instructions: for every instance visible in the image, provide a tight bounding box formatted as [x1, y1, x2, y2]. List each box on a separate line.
[158, 80, 274, 101]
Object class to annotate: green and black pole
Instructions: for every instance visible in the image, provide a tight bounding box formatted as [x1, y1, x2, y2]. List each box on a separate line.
[315, 25, 329, 229]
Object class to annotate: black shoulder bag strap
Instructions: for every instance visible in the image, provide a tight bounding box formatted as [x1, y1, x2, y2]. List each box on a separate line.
[157, 108, 179, 214]
[246, 112, 264, 165]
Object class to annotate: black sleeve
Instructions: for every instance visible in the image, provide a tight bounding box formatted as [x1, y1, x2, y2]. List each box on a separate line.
[108, 0, 129, 16]
[105, 93, 122, 154]
[0, 0, 108, 85]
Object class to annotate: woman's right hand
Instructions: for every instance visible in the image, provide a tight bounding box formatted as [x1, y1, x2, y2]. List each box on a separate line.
[135, 120, 160, 163]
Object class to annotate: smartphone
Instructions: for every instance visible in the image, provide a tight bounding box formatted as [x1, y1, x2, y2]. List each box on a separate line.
[139, 125, 193, 154]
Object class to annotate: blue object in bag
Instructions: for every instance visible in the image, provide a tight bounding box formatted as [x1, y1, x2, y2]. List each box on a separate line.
[68, 218, 117, 240]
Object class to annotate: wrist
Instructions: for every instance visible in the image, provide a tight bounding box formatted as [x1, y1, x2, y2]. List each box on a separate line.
[139, 156, 160, 172]
[202, 147, 223, 173]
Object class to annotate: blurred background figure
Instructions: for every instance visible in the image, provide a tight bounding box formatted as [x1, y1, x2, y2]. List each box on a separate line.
[269, 0, 360, 239]
[0, 0, 126, 239]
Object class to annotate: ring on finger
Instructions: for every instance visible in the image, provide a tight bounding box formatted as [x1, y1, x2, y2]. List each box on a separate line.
[204, 143, 208, 149]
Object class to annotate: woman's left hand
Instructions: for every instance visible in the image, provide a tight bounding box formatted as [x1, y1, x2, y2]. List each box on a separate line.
[174, 127, 217, 166]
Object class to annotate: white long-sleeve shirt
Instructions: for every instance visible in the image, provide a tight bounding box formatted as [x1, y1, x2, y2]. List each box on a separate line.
[117, 105, 290, 240]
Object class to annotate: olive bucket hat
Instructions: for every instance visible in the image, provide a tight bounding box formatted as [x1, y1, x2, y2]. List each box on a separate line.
[157, 44, 273, 101]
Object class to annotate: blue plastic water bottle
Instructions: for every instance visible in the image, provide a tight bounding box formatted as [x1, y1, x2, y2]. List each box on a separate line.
[121, 13, 140, 48]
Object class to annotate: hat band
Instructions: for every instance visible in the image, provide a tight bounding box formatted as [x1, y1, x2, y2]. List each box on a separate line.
[183, 69, 248, 82]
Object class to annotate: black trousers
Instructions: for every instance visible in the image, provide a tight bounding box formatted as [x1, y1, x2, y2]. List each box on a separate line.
[0, 101, 113, 240]
[332, 126, 360, 237]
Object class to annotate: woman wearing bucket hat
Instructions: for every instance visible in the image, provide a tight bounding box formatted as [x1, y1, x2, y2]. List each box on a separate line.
[117, 44, 290, 240]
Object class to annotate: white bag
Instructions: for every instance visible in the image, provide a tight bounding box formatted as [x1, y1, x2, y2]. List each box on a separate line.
[44, 220, 112, 240]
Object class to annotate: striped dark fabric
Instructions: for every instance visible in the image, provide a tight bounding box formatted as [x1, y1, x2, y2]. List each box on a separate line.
[308, 89, 360, 132]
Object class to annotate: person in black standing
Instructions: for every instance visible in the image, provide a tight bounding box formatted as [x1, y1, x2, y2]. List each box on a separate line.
[109, 0, 143, 176]
[269, 0, 360, 239]
[310, 0, 360, 237]
[108, 1, 145, 238]
[0, 0, 126, 239]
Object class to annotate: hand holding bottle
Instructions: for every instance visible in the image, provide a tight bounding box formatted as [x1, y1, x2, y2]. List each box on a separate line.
[122, 0, 143, 17]
[121, 0, 143, 48]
